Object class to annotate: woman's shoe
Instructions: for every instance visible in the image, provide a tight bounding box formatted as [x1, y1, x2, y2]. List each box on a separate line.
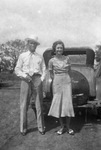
[57, 128, 65, 135]
[67, 129, 74, 135]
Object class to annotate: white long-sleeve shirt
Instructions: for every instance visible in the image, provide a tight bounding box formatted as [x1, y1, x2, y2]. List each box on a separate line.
[15, 51, 46, 81]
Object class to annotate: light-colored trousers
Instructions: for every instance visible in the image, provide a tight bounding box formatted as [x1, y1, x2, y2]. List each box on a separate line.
[20, 74, 44, 132]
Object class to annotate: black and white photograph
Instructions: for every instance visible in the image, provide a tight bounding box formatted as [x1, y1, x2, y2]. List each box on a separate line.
[0, 0, 101, 150]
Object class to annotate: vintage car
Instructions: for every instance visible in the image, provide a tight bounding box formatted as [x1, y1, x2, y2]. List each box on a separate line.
[42, 47, 101, 115]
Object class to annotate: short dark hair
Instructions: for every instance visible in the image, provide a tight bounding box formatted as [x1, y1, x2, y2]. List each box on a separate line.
[52, 40, 65, 55]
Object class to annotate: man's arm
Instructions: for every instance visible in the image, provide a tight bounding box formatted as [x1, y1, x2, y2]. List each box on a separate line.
[15, 54, 27, 78]
[15, 55, 32, 82]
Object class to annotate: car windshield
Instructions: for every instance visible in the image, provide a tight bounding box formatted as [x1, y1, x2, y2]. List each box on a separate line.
[69, 54, 86, 64]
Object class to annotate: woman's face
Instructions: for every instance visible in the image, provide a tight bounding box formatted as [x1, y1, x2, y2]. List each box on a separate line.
[55, 44, 63, 55]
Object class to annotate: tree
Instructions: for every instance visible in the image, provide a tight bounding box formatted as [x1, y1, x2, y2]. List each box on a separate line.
[0, 39, 27, 73]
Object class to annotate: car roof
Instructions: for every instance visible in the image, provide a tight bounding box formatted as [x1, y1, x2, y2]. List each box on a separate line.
[43, 47, 95, 68]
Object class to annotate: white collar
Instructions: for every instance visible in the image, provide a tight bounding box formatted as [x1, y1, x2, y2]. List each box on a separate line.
[28, 50, 37, 55]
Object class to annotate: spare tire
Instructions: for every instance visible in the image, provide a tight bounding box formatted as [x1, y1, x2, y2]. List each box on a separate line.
[70, 70, 89, 106]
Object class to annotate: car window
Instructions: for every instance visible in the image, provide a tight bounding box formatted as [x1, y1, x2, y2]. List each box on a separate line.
[69, 54, 86, 64]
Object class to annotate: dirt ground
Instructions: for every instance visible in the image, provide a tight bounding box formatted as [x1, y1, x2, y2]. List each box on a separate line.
[0, 76, 101, 150]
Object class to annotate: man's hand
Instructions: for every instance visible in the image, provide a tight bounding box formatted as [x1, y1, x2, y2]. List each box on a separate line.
[25, 75, 32, 82]
[41, 76, 44, 82]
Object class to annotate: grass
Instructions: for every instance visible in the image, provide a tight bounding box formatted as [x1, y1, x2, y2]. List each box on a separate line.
[0, 72, 20, 88]
[0, 72, 19, 81]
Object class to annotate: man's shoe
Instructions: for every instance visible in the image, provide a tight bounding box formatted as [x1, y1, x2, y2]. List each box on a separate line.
[20, 129, 27, 136]
[20, 132, 26, 136]
[39, 131, 45, 135]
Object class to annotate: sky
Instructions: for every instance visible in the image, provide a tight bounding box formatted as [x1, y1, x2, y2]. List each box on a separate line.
[0, 0, 101, 52]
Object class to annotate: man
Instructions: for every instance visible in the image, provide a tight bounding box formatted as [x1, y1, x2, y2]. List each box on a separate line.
[15, 36, 46, 135]
[94, 41, 101, 77]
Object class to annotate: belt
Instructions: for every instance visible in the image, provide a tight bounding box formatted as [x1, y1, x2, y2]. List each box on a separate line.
[27, 73, 41, 78]
[55, 72, 68, 75]
[32, 73, 41, 76]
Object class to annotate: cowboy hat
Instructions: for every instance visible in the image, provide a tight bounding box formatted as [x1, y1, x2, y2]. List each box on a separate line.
[25, 35, 40, 45]
[95, 41, 101, 47]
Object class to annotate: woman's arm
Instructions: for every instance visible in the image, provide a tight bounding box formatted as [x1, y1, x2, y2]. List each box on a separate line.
[49, 70, 54, 80]
[66, 56, 71, 75]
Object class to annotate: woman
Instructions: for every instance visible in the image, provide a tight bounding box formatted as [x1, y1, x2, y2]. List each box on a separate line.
[48, 40, 75, 135]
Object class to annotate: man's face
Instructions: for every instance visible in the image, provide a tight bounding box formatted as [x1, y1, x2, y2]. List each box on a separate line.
[28, 41, 37, 53]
